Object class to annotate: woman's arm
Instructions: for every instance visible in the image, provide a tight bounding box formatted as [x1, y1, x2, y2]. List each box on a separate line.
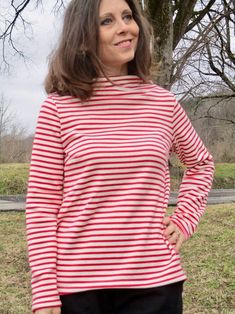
[26, 96, 64, 312]
[169, 100, 214, 240]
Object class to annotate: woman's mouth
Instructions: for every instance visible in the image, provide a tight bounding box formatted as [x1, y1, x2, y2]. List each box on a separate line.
[115, 39, 132, 48]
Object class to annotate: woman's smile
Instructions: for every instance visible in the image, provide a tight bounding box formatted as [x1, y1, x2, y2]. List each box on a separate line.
[114, 39, 133, 48]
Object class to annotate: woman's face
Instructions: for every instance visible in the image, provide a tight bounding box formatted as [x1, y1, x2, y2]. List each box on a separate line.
[98, 0, 139, 76]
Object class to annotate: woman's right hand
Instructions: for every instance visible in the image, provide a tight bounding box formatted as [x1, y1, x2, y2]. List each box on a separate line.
[35, 307, 61, 314]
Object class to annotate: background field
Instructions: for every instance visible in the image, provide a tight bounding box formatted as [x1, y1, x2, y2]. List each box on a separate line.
[0, 204, 234, 314]
[0, 162, 234, 195]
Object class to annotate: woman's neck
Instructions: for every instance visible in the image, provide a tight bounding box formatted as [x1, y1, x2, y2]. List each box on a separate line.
[100, 64, 128, 77]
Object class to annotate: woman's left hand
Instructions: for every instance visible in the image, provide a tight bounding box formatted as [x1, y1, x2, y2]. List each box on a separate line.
[163, 217, 185, 253]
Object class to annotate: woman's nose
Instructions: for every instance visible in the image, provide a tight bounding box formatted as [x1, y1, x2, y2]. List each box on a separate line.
[116, 19, 129, 34]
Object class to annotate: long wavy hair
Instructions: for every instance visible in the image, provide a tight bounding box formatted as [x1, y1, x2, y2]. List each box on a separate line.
[45, 0, 152, 100]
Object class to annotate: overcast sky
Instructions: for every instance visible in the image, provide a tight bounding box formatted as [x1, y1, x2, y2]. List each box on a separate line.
[0, 2, 63, 134]
[0, 1, 234, 135]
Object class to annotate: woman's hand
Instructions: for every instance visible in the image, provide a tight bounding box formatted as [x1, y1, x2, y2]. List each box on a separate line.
[35, 307, 61, 314]
[163, 217, 185, 252]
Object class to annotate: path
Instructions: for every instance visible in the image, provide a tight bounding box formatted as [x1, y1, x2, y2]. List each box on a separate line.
[0, 189, 234, 212]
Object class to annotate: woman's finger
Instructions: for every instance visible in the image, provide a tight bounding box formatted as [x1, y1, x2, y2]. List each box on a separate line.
[167, 231, 179, 244]
[163, 217, 186, 252]
[163, 221, 175, 238]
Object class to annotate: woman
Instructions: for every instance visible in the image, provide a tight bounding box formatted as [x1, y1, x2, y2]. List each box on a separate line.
[26, 0, 214, 313]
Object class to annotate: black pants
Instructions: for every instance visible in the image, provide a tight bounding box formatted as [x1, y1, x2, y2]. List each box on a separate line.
[60, 281, 184, 314]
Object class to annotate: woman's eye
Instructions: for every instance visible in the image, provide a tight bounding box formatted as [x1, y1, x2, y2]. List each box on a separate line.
[100, 18, 113, 26]
[123, 14, 133, 22]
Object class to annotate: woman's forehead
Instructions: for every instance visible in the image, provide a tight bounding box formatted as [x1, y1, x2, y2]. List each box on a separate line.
[99, 0, 131, 15]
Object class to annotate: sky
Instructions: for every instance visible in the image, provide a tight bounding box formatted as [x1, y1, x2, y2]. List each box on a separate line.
[0, 1, 235, 135]
[0, 2, 63, 134]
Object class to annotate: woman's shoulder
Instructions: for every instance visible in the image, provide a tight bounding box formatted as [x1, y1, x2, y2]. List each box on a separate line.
[47, 92, 79, 102]
[42, 93, 82, 107]
[143, 81, 177, 103]
[148, 82, 175, 95]
[38, 93, 81, 114]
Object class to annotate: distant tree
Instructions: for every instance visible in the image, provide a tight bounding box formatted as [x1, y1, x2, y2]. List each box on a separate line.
[0, 95, 14, 161]
[0, 94, 31, 163]
[182, 92, 235, 161]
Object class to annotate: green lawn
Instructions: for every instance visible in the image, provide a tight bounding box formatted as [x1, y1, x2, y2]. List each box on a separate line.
[0, 204, 234, 314]
[213, 163, 235, 189]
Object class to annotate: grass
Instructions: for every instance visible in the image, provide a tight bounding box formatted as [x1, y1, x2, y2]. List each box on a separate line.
[213, 163, 235, 189]
[181, 204, 235, 313]
[0, 211, 31, 313]
[0, 162, 235, 195]
[0, 204, 234, 313]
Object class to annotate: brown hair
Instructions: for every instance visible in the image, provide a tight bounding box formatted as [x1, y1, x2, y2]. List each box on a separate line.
[45, 0, 152, 100]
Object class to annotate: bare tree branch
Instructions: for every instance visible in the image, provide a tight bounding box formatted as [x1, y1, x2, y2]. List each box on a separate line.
[171, 15, 223, 85]
[185, 0, 216, 34]
[0, 0, 31, 40]
[206, 43, 235, 91]
[51, 0, 66, 14]
[173, 0, 198, 49]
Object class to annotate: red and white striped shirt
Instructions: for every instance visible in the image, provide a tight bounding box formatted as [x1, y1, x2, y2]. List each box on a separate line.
[26, 75, 214, 312]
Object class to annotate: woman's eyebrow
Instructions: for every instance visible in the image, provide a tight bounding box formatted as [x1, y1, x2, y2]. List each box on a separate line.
[99, 9, 132, 19]
[122, 9, 132, 15]
[99, 12, 113, 19]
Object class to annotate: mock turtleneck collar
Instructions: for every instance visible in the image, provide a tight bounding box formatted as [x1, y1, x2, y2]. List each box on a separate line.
[93, 75, 146, 90]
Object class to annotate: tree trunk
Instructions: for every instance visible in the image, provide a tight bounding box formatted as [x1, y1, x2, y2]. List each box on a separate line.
[147, 0, 173, 89]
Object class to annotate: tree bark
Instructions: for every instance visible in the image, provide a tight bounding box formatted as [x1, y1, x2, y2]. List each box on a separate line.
[148, 0, 173, 89]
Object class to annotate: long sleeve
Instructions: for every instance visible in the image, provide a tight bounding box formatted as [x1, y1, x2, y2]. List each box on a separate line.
[26, 96, 64, 312]
[169, 100, 214, 239]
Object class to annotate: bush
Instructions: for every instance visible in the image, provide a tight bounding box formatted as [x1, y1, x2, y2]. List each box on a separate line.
[0, 163, 29, 195]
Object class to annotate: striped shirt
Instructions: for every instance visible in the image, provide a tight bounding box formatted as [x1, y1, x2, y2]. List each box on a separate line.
[26, 75, 214, 312]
